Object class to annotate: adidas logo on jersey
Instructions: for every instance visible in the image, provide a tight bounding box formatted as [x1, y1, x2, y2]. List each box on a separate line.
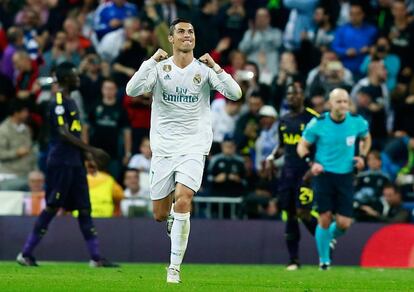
[164, 74, 171, 80]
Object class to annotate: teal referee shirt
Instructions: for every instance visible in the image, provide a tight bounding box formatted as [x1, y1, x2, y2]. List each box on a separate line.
[302, 112, 369, 174]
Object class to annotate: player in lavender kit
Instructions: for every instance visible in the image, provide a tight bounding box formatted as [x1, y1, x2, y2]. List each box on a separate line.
[126, 18, 242, 283]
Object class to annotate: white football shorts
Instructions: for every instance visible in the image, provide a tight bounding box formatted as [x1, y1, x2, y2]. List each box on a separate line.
[149, 154, 206, 200]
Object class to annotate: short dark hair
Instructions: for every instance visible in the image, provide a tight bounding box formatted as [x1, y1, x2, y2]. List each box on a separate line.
[8, 99, 29, 115]
[383, 183, 400, 194]
[124, 168, 140, 175]
[169, 18, 192, 36]
[55, 62, 76, 84]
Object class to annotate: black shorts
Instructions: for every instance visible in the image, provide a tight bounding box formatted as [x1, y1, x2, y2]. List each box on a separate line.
[312, 172, 354, 217]
[45, 165, 91, 211]
[278, 168, 314, 211]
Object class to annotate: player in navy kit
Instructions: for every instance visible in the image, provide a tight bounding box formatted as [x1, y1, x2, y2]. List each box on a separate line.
[17, 62, 117, 267]
[265, 82, 319, 270]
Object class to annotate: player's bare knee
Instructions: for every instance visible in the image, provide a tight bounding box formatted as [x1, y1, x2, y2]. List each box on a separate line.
[153, 211, 169, 222]
[174, 195, 192, 211]
[318, 212, 332, 228]
[337, 218, 352, 230]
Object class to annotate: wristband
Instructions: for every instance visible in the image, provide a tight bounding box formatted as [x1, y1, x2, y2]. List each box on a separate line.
[303, 154, 313, 165]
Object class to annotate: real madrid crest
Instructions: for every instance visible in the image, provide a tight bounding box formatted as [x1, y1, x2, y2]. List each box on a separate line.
[193, 73, 201, 85]
[163, 64, 171, 72]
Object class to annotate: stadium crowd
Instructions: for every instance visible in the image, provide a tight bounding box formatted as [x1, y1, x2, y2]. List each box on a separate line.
[0, 0, 413, 222]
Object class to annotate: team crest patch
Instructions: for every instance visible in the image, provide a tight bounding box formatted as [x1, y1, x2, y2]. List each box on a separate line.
[193, 74, 201, 85]
[346, 136, 356, 146]
[55, 105, 65, 115]
[163, 64, 172, 72]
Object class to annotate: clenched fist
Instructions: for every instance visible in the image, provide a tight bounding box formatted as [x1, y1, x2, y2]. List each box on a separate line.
[152, 48, 169, 62]
[198, 53, 216, 68]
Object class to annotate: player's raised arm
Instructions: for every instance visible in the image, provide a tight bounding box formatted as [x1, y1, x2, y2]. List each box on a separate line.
[126, 48, 168, 97]
[199, 53, 242, 101]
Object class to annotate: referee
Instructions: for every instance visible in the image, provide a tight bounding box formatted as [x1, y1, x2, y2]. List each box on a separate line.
[297, 88, 371, 270]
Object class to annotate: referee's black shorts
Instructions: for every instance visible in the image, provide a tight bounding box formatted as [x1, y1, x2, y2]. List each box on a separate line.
[312, 171, 354, 217]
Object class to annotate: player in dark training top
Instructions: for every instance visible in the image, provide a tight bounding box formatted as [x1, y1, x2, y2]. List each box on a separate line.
[17, 62, 117, 267]
[265, 82, 319, 270]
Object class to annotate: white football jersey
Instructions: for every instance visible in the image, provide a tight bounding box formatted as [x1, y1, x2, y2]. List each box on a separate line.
[126, 57, 242, 157]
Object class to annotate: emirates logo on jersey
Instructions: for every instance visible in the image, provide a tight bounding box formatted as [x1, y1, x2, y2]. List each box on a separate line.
[163, 64, 172, 72]
[193, 74, 201, 85]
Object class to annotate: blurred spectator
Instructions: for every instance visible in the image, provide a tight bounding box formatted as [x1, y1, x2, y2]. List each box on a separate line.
[0, 26, 24, 81]
[235, 61, 271, 102]
[123, 91, 151, 155]
[98, 17, 140, 63]
[234, 92, 263, 155]
[112, 28, 149, 88]
[306, 50, 353, 97]
[128, 137, 151, 173]
[351, 60, 390, 150]
[0, 71, 15, 122]
[120, 168, 150, 217]
[239, 8, 282, 82]
[331, 2, 377, 77]
[255, 105, 278, 172]
[142, 0, 191, 26]
[63, 17, 92, 59]
[243, 179, 277, 219]
[271, 51, 301, 114]
[0, 100, 36, 191]
[94, 0, 138, 40]
[12, 50, 40, 102]
[381, 136, 414, 181]
[78, 53, 108, 115]
[298, 4, 335, 73]
[393, 91, 414, 137]
[87, 79, 132, 180]
[386, 0, 414, 84]
[354, 150, 390, 221]
[40, 30, 81, 77]
[360, 36, 400, 91]
[283, 0, 318, 50]
[192, 0, 221, 58]
[15, 0, 50, 27]
[356, 183, 410, 223]
[222, 49, 246, 78]
[85, 155, 124, 218]
[217, 0, 248, 49]
[308, 58, 353, 102]
[207, 135, 246, 197]
[18, 6, 48, 59]
[373, 0, 394, 32]
[24, 170, 45, 216]
[127, 136, 151, 196]
[211, 98, 242, 154]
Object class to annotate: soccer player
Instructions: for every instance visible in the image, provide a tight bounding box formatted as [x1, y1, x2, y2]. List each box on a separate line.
[126, 18, 242, 283]
[17, 62, 117, 268]
[265, 82, 319, 270]
[297, 88, 371, 270]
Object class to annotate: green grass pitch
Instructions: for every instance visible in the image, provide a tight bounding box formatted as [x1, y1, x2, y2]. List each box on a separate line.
[0, 262, 413, 291]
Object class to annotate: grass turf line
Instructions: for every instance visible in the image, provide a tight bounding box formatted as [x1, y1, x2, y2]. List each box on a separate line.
[0, 262, 413, 291]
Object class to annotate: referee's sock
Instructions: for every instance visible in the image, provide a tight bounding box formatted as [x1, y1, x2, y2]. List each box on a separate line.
[328, 222, 346, 239]
[169, 212, 190, 271]
[315, 225, 331, 264]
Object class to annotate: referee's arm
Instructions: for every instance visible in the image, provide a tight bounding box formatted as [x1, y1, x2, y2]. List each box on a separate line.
[297, 138, 312, 159]
[354, 133, 372, 171]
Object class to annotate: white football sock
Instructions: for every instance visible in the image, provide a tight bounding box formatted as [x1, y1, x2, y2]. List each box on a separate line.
[169, 212, 190, 270]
